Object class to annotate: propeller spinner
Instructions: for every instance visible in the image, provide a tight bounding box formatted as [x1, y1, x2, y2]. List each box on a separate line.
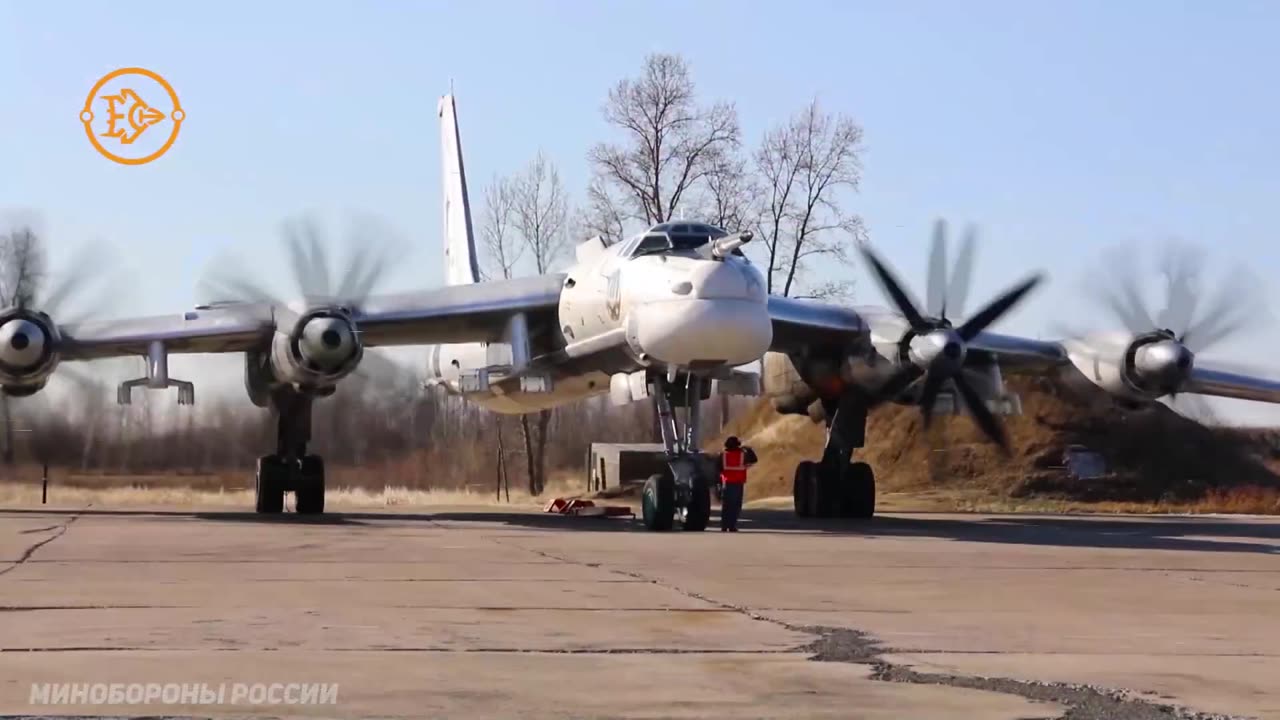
[860, 221, 1044, 454]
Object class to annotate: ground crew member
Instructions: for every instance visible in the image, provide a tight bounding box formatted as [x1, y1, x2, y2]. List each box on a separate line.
[719, 436, 757, 532]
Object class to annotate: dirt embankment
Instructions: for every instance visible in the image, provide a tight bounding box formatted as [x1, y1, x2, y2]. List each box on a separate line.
[708, 377, 1280, 513]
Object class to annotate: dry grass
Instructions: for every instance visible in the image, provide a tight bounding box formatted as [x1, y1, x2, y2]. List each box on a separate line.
[6, 375, 1278, 516]
[707, 376, 1280, 515]
[0, 482, 564, 510]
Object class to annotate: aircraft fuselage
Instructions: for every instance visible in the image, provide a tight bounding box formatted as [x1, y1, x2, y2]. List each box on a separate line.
[426, 229, 772, 414]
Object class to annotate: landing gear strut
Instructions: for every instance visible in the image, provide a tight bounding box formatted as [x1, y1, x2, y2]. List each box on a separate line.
[793, 392, 876, 520]
[254, 389, 326, 515]
[641, 374, 713, 532]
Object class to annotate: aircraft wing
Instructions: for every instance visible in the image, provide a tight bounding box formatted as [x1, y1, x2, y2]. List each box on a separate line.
[965, 331, 1068, 370]
[767, 296, 866, 353]
[58, 274, 565, 361]
[958, 332, 1280, 404]
[1182, 363, 1280, 404]
[765, 297, 1280, 406]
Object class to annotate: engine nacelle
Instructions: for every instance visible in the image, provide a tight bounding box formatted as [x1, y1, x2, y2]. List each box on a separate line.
[268, 309, 363, 390]
[0, 309, 60, 395]
[1063, 330, 1193, 402]
[761, 350, 852, 417]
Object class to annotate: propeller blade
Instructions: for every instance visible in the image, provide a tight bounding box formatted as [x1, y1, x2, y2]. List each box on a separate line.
[918, 370, 948, 429]
[926, 220, 948, 318]
[859, 244, 929, 331]
[956, 273, 1043, 342]
[1156, 241, 1203, 334]
[195, 270, 282, 307]
[946, 225, 977, 319]
[351, 348, 419, 392]
[38, 242, 131, 326]
[1164, 393, 1216, 425]
[198, 214, 404, 313]
[953, 373, 1011, 455]
[40, 242, 107, 319]
[284, 219, 331, 300]
[343, 252, 393, 308]
[1180, 265, 1260, 353]
[1117, 279, 1156, 333]
[339, 214, 405, 307]
[1091, 248, 1155, 334]
[873, 364, 924, 405]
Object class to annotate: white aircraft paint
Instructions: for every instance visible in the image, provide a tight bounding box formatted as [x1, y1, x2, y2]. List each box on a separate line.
[424, 94, 772, 415]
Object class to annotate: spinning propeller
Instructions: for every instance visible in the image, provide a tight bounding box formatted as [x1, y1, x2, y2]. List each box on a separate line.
[0, 220, 126, 395]
[197, 217, 394, 312]
[859, 220, 1044, 454]
[1087, 242, 1263, 422]
[197, 216, 416, 391]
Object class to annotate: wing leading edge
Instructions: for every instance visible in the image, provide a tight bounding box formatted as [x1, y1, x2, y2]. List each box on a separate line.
[766, 297, 1280, 408]
[58, 274, 566, 361]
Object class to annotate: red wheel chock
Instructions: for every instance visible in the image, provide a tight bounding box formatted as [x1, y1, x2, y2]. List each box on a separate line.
[543, 497, 634, 518]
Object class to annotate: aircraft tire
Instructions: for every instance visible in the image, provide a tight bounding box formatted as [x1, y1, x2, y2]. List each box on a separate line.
[255, 455, 285, 514]
[842, 462, 876, 519]
[812, 462, 840, 519]
[642, 473, 676, 531]
[296, 455, 326, 515]
[682, 471, 711, 531]
[793, 461, 816, 518]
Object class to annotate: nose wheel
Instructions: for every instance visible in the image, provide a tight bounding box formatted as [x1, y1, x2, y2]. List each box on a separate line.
[641, 372, 714, 532]
[641, 465, 712, 532]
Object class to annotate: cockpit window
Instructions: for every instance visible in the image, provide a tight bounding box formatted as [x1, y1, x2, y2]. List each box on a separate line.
[634, 234, 670, 254]
[627, 223, 733, 258]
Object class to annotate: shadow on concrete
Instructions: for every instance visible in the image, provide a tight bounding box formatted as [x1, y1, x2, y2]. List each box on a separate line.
[1, 506, 1276, 554]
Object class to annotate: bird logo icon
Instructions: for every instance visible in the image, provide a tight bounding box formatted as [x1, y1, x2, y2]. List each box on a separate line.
[100, 88, 166, 144]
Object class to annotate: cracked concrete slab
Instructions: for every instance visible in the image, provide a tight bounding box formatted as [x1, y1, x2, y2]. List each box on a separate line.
[0, 506, 1274, 719]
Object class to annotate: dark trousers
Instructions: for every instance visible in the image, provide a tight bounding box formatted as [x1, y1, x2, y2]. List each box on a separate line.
[720, 483, 745, 530]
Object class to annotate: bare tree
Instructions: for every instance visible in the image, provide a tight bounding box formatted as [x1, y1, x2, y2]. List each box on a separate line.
[512, 151, 570, 274]
[703, 154, 758, 234]
[580, 178, 628, 244]
[479, 174, 522, 281]
[0, 223, 47, 465]
[476, 155, 571, 496]
[508, 151, 571, 495]
[753, 98, 865, 298]
[0, 225, 46, 308]
[479, 174, 522, 499]
[588, 53, 740, 229]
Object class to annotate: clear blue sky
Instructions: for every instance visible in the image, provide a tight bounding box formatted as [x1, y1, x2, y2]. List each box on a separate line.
[2, 0, 1279, 422]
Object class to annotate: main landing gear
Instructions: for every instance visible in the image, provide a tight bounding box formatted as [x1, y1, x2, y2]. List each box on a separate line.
[254, 390, 326, 515]
[641, 374, 714, 532]
[793, 393, 876, 519]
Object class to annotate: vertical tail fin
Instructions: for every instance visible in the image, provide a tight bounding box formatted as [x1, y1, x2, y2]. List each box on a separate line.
[438, 93, 481, 285]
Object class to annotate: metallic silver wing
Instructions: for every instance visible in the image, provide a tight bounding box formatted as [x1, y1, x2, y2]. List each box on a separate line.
[1184, 363, 1280, 404]
[58, 274, 566, 361]
[767, 296, 865, 353]
[60, 307, 274, 360]
[354, 274, 565, 347]
[966, 331, 1067, 371]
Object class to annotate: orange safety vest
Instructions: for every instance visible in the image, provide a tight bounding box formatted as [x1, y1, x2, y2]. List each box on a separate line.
[721, 449, 748, 485]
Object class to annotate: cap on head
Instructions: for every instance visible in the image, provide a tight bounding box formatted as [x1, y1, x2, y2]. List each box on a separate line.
[724, 436, 741, 450]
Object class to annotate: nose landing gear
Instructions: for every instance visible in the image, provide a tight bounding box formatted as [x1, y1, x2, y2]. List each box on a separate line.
[641, 374, 714, 532]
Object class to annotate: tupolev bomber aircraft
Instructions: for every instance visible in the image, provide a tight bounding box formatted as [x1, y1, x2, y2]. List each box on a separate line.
[5, 93, 1280, 530]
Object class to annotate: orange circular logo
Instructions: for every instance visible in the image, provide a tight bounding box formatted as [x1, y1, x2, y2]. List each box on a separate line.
[81, 67, 184, 165]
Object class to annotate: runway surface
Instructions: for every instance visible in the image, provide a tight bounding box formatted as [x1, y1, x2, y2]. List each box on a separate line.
[0, 504, 1277, 719]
